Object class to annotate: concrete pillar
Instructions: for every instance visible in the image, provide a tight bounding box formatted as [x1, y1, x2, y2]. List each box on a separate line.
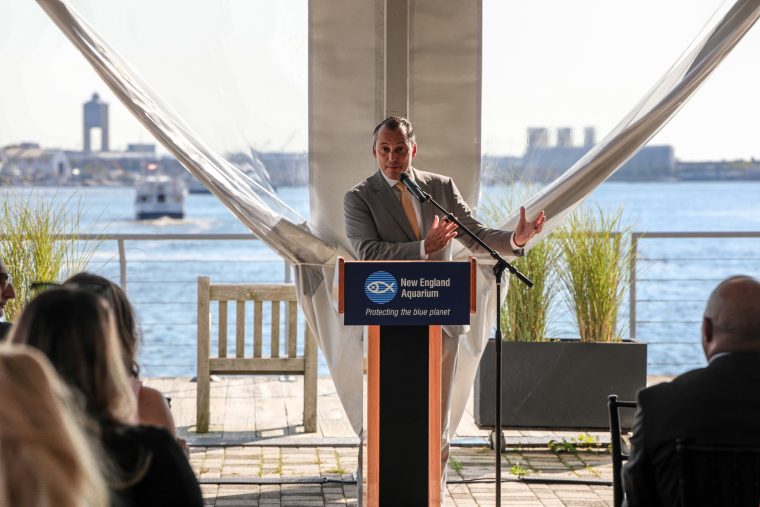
[308, 0, 483, 250]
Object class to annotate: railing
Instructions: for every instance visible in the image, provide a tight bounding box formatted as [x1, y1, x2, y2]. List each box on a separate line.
[628, 231, 760, 374]
[629, 231, 760, 339]
[10, 232, 760, 376]
[48, 234, 293, 376]
[71, 233, 292, 289]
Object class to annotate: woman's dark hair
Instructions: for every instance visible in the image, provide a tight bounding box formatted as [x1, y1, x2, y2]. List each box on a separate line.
[64, 272, 141, 377]
[8, 287, 135, 426]
[9, 287, 151, 494]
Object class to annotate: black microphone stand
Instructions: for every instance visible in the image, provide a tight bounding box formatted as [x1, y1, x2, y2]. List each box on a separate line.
[403, 176, 533, 506]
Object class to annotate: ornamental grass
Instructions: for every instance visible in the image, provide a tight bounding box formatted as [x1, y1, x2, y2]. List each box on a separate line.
[556, 206, 633, 343]
[0, 190, 100, 321]
[481, 183, 558, 342]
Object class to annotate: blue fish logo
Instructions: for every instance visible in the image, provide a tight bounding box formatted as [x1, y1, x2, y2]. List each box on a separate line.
[364, 271, 398, 304]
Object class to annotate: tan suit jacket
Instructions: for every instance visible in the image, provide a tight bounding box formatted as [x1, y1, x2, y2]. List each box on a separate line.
[344, 167, 515, 260]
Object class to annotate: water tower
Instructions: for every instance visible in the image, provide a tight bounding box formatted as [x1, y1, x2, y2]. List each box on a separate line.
[83, 93, 109, 153]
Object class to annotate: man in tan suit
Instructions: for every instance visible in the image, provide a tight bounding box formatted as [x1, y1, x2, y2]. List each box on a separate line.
[344, 117, 543, 260]
[344, 116, 545, 495]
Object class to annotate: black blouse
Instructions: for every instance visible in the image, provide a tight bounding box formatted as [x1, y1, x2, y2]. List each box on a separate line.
[103, 425, 202, 507]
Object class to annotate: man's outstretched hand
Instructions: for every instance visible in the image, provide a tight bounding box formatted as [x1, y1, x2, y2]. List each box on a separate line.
[424, 215, 458, 255]
[513, 206, 546, 248]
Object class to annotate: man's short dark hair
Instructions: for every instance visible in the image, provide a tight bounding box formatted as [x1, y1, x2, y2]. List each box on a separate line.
[372, 116, 416, 145]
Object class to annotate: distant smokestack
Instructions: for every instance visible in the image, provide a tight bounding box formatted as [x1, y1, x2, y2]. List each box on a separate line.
[557, 127, 573, 148]
[584, 126, 597, 148]
[527, 127, 549, 150]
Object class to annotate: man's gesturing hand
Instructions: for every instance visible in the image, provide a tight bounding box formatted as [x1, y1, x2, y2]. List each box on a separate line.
[424, 215, 458, 255]
[513, 206, 546, 247]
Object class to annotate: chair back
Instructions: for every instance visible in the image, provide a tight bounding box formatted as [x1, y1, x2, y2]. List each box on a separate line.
[677, 440, 760, 507]
[196, 276, 318, 433]
[608, 394, 637, 507]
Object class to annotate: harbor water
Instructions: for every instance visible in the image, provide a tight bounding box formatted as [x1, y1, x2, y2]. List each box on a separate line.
[3, 181, 760, 377]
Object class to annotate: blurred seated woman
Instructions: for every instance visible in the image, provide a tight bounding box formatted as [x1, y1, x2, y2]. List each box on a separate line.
[8, 288, 202, 507]
[0, 345, 108, 507]
[64, 272, 177, 437]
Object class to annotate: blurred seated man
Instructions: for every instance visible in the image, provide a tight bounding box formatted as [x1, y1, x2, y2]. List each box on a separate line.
[622, 275, 760, 506]
[0, 256, 16, 339]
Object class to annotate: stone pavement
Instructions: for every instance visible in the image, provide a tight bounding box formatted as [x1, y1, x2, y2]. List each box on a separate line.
[189, 445, 614, 506]
[146, 375, 659, 506]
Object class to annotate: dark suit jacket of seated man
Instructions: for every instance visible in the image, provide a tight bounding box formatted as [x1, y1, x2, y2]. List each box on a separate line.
[622, 275, 760, 507]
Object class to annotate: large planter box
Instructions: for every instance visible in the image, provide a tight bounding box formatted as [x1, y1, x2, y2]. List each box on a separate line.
[474, 338, 647, 430]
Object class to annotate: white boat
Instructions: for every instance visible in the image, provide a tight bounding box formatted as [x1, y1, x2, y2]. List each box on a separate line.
[135, 175, 186, 219]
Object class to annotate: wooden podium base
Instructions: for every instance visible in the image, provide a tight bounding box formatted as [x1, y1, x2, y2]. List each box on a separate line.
[365, 325, 442, 507]
[338, 258, 475, 506]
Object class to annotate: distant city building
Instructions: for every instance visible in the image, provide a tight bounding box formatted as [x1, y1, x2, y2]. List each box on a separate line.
[83, 93, 110, 153]
[257, 151, 308, 186]
[480, 155, 524, 184]
[612, 145, 675, 181]
[583, 126, 596, 148]
[526, 128, 550, 150]
[0, 143, 71, 183]
[522, 144, 587, 181]
[6, 89, 760, 189]
[67, 149, 164, 184]
[556, 127, 573, 148]
[520, 126, 675, 182]
[127, 143, 156, 156]
[675, 159, 760, 180]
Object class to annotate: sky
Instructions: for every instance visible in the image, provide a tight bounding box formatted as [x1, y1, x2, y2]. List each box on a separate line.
[0, 0, 758, 161]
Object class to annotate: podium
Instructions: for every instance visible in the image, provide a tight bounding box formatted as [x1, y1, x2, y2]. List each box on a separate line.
[338, 258, 476, 507]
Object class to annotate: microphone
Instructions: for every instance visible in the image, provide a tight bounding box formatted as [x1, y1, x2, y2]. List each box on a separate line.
[399, 172, 430, 203]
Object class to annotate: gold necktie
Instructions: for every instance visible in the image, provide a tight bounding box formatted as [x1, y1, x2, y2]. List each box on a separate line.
[395, 182, 420, 240]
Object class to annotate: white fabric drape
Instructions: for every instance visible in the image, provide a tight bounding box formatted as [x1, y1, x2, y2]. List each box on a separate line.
[37, 0, 760, 436]
[447, 0, 760, 432]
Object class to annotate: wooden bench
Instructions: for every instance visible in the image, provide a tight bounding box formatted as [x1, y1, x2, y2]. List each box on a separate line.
[196, 276, 318, 433]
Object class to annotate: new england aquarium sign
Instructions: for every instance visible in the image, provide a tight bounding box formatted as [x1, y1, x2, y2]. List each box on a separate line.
[343, 261, 471, 326]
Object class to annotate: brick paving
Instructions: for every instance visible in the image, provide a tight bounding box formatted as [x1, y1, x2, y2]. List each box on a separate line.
[189, 445, 613, 505]
[145, 376, 654, 506]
